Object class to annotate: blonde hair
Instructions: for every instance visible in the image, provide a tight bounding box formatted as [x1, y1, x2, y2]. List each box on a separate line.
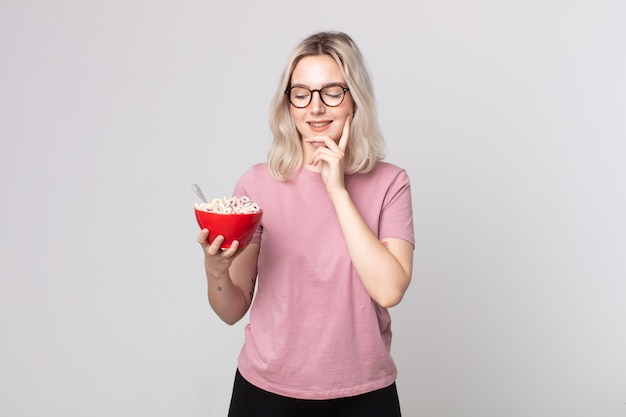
[267, 31, 386, 181]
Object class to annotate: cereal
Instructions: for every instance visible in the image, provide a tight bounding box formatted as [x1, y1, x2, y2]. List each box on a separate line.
[195, 196, 261, 214]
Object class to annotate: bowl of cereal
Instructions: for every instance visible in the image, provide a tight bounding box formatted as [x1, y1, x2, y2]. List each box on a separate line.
[194, 196, 263, 249]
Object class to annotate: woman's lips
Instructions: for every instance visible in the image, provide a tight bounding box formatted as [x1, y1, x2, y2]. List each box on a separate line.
[308, 120, 332, 132]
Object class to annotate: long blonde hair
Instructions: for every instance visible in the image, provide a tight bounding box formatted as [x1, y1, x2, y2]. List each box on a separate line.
[267, 31, 386, 181]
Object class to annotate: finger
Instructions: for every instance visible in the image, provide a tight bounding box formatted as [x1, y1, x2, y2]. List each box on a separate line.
[305, 138, 343, 164]
[308, 146, 332, 165]
[207, 235, 225, 255]
[303, 135, 337, 149]
[338, 115, 351, 151]
[223, 240, 240, 256]
[197, 228, 209, 245]
[309, 147, 342, 166]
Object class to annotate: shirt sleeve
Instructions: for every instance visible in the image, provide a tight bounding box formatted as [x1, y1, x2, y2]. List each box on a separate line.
[378, 169, 415, 246]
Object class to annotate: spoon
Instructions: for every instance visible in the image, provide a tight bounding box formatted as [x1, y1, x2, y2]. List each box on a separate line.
[191, 183, 209, 203]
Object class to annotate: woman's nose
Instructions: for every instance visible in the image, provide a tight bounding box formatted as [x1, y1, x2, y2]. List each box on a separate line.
[309, 91, 325, 113]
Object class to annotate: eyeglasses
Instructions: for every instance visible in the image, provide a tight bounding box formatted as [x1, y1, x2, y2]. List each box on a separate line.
[285, 84, 350, 108]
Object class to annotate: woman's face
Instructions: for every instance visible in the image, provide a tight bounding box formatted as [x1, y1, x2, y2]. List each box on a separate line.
[288, 55, 354, 145]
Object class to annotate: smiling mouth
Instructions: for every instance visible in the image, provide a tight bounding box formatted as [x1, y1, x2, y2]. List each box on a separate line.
[308, 121, 332, 128]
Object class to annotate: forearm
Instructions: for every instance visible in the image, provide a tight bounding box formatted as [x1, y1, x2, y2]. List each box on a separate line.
[330, 189, 411, 308]
[205, 265, 250, 325]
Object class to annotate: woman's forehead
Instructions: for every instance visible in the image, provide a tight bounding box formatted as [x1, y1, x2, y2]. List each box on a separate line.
[291, 55, 345, 86]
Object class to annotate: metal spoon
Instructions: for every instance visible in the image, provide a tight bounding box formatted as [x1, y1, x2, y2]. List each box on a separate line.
[191, 183, 208, 203]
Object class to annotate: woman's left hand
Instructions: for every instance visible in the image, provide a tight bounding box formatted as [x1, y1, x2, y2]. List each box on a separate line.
[304, 115, 351, 194]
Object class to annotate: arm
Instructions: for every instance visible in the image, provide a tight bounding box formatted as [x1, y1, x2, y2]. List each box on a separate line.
[198, 230, 260, 325]
[305, 117, 413, 308]
[330, 190, 413, 308]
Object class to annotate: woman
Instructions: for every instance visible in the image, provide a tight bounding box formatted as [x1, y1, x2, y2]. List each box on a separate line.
[198, 31, 414, 417]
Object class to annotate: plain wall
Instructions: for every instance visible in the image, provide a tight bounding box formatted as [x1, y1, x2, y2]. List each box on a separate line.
[1, 1, 625, 416]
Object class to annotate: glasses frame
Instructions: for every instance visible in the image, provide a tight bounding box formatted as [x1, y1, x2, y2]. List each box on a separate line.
[284, 84, 350, 108]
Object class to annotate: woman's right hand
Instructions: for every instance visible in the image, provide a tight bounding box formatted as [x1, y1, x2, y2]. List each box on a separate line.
[197, 229, 240, 279]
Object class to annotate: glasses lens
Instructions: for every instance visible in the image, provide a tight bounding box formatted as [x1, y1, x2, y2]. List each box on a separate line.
[320, 85, 345, 107]
[288, 87, 312, 108]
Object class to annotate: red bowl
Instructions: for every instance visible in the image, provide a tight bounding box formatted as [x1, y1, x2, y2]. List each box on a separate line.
[195, 208, 263, 249]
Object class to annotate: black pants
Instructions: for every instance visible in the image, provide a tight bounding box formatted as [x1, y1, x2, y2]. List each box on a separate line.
[227, 369, 402, 417]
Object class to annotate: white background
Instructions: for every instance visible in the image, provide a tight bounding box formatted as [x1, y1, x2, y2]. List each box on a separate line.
[1, 1, 625, 416]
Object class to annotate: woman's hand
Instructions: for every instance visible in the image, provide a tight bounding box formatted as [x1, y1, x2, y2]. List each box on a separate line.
[197, 229, 240, 279]
[304, 115, 351, 195]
